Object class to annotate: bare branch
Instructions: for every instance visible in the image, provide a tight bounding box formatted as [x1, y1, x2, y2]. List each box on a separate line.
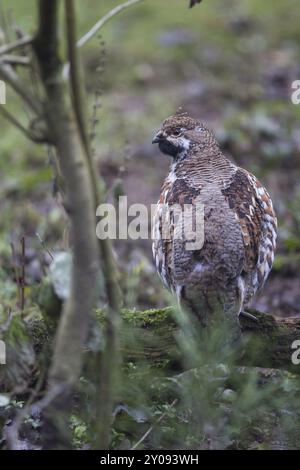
[0, 35, 32, 56]
[65, 0, 90, 154]
[63, 0, 145, 78]
[77, 0, 145, 49]
[64, 1, 123, 449]
[1, 54, 30, 65]
[0, 60, 42, 114]
[19, 236, 25, 313]
[36, 232, 54, 261]
[0, 105, 46, 142]
[131, 399, 178, 450]
[0, 308, 13, 334]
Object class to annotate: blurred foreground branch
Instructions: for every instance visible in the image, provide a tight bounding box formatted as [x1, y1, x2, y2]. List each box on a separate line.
[65, 0, 122, 450]
[33, 0, 100, 449]
[0, 35, 32, 56]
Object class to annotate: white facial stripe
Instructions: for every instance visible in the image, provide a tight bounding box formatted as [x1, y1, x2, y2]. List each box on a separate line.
[179, 137, 190, 150]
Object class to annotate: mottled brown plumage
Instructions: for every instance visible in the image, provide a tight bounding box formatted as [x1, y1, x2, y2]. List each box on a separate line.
[152, 113, 277, 330]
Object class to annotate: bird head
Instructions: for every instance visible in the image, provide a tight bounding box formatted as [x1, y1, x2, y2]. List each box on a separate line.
[152, 113, 216, 158]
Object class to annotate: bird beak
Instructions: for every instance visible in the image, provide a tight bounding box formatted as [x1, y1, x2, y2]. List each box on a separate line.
[152, 131, 164, 144]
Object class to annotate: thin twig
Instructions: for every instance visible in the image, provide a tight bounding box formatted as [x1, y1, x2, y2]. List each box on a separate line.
[65, 0, 90, 154]
[63, 0, 145, 79]
[36, 232, 54, 261]
[0, 106, 44, 142]
[131, 399, 178, 450]
[1, 54, 30, 65]
[89, 38, 105, 146]
[0, 307, 13, 334]
[20, 236, 25, 314]
[0, 60, 42, 114]
[77, 0, 145, 48]
[0, 1, 11, 43]
[10, 241, 21, 309]
[0, 35, 32, 56]
[15, 27, 44, 107]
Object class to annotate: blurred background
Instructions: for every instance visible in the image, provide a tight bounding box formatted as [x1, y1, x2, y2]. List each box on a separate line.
[1, 0, 300, 318]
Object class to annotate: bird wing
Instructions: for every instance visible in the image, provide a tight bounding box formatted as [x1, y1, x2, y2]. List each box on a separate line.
[222, 168, 277, 300]
[152, 179, 175, 292]
[153, 176, 201, 292]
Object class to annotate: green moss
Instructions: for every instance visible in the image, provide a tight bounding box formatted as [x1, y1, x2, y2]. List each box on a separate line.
[95, 306, 174, 327]
[121, 307, 174, 327]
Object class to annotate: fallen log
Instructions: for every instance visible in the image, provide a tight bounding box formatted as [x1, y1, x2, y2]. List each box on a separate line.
[97, 307, 300, 375]
[2, 304, 299, 395]
[33, 278, 300, 374]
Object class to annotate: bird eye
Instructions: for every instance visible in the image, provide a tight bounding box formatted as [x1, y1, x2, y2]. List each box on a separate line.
[172, 129, 181, 137]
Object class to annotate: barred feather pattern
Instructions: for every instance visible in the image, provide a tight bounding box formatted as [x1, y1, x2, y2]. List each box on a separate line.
[221, 168, 277, 303]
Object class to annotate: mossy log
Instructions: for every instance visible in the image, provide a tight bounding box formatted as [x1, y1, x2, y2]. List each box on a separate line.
[2, 305, 299, 394]
[97, 307, 300, 375]
[35, 278, 300, 374]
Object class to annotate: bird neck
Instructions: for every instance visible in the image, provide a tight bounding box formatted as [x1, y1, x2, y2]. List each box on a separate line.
[170, 143, 236, 186]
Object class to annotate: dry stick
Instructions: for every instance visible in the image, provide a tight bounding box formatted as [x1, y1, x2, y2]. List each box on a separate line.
[0, 61, 47, 143]
[77, 0, 145, 48]
[19, 236, 25, 314]
[0, 106, 44, 142]
[36, 232, 54, 261]
[65, 0, 90, 155]
[0, 60, 42, 115]
[0, 307, 12, 334]
[10, 241, 21, 310]
[3, 6, 13, 43]
[0, 8, 39, 114]
[62, 0, 145, 78]
[1, 54, 30, 65]
[15, 27, 45, 114]
[0, 35, 32, 56]
[131, 399, 179, 450]
[65, 0, 122, 450]
[0, 1, 11, 43]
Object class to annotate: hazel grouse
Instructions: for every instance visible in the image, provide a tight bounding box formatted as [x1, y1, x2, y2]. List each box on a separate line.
[152, 113, 277, 329]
